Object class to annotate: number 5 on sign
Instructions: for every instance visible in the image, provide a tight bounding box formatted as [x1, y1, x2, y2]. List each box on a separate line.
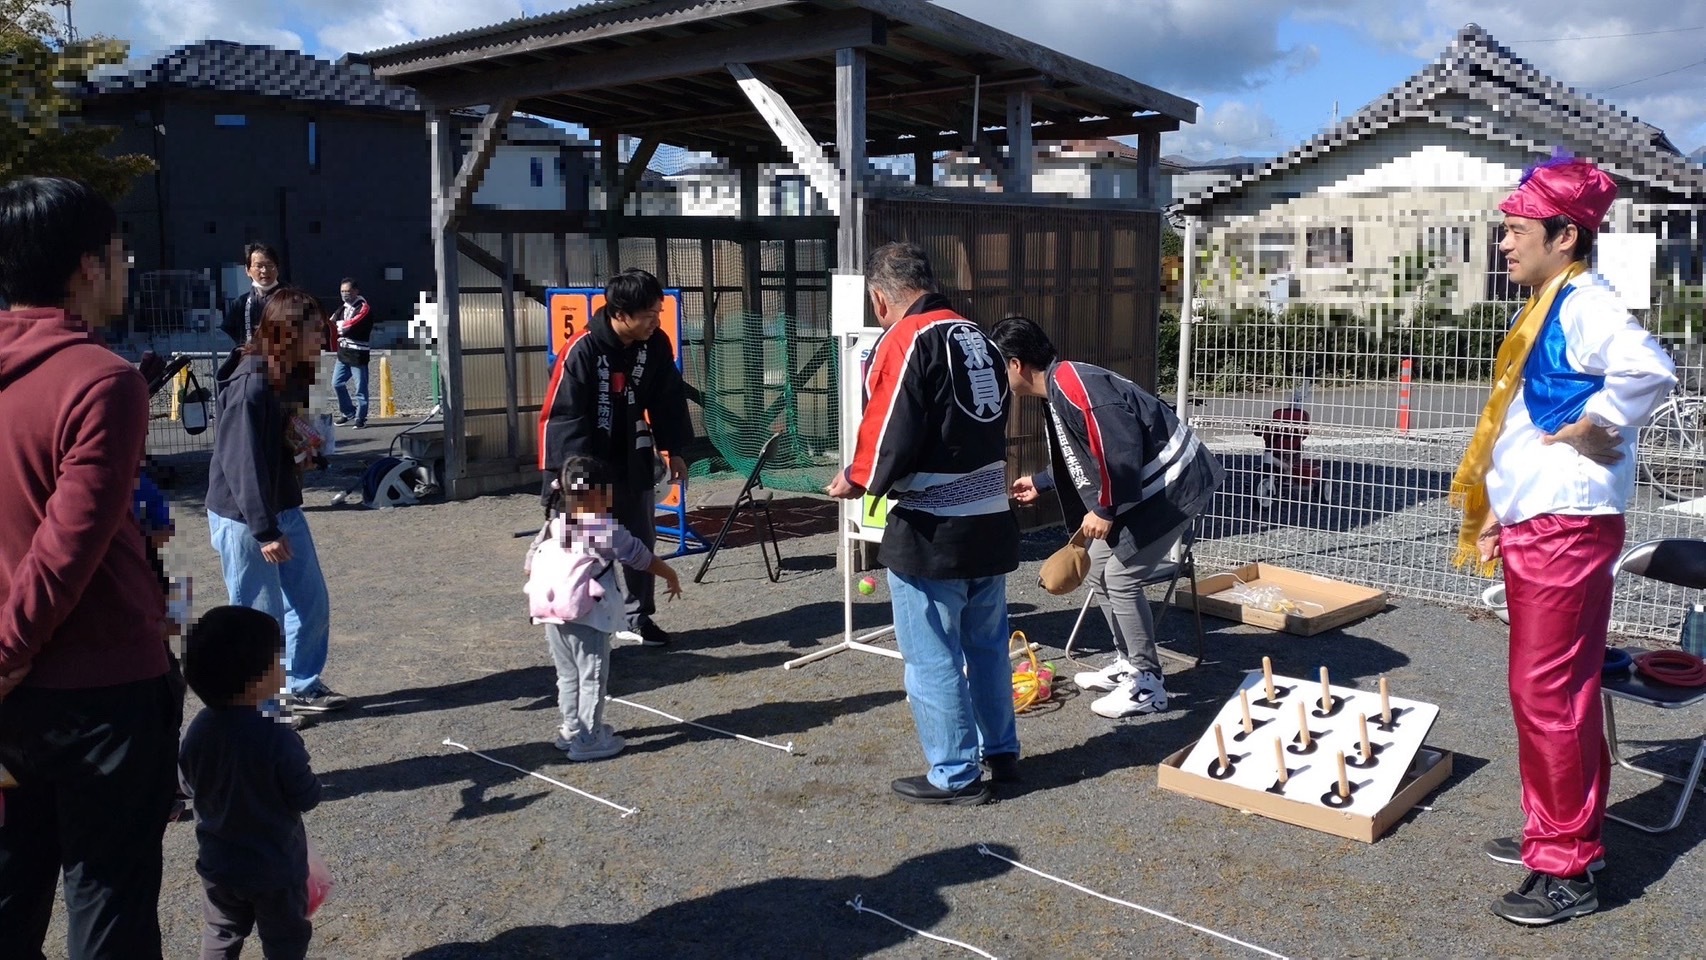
[861, 494, 888, 530]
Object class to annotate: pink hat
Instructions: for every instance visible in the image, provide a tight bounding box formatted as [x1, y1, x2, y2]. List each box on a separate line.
[1499, 155, 1617, 231]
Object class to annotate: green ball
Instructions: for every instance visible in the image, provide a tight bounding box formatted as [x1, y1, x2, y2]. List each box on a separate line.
[858, 575, 878, 595]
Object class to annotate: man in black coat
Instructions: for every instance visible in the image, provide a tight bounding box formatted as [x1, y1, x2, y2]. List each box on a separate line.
[539, 269, 689, 647]
[220, 242, 282, 347]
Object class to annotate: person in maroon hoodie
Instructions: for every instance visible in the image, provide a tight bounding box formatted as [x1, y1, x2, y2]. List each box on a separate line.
[0, 177, 179, 959]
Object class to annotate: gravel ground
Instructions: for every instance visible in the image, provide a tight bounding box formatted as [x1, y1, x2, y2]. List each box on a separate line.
[39, 422, 1706, 959]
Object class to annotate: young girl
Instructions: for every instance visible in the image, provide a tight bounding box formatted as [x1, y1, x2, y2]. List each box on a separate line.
[526, 455, 682, 761]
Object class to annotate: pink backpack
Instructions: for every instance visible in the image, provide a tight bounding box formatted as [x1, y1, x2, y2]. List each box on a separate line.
[524, 516, 613, 623]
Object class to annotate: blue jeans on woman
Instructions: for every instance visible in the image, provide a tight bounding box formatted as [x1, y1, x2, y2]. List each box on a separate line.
[208, 508, 331, 697]
[887, 571, 1019, 790]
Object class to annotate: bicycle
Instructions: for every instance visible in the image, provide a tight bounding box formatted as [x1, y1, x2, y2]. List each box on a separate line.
[1639, 390, 1706, 502]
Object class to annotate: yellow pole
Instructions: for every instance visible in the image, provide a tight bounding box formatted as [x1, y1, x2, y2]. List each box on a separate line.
[169, 365, 189, 420]
[378, 356, 396, 418]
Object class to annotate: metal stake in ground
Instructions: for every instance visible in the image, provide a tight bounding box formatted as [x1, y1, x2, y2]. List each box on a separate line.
[607, 696, 797, 754]
[441, 740, 638, 817]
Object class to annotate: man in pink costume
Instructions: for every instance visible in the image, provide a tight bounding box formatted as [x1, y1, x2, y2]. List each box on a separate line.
[1463, 155, 1675, 924]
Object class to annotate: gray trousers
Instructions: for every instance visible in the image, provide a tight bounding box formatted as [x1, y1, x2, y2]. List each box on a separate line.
[611, 481, 657, 629]
[1086, 520, 1193, 676]
[200, 880, 311, 960]
[546, 621, 610, 739]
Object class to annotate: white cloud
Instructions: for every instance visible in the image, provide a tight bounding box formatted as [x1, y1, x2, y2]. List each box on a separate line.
[1162, 100, 1291, 158]
[316, 0, 541, 59]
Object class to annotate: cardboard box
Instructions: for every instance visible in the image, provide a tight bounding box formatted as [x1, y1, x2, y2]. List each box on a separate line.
[1180, 563, 1387, 636]
[1157, 741, 1454, 843]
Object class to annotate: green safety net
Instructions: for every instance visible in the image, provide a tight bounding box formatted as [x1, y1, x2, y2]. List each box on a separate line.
[686, 314, 840, 494]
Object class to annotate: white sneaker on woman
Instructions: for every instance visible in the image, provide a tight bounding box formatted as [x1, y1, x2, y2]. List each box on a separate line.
[1074, 658, 1135, 692]
[1091, 671, 1169, 718]
[567, 724, 626, 762]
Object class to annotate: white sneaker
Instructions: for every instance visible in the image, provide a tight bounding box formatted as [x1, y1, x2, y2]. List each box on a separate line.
[613, 629, 644, 645]
[1074, 658, 1136, 692]
[1091, 671, 1169, 718]
[567, 724, 626, 762]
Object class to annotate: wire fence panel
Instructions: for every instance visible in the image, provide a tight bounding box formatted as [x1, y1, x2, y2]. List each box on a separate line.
[1185, 209, 1706, 640]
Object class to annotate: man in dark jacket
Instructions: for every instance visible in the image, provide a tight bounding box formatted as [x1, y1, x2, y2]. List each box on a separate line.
[539, 268, 689, 647]
[332, 278, 374, 427]
[993, 316, 1224, 719]
[827, 243, 1020, 806]
[0, 176, 180, 959]
[220, 242, 282, 347]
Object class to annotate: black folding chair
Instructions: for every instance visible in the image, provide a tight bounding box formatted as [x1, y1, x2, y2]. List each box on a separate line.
[1063, 523, 1206, 669]
[1603, 538, 1706, 833]
[694, 432, 784, 584]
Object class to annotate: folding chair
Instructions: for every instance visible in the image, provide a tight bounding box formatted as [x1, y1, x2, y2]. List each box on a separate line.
[1063, 524, 1206, 669]
[1602, 537, 1706, 833]
[693, 432, 784, 584]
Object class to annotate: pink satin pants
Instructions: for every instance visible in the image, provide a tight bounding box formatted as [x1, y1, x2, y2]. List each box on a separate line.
[1500, 512, 1623, 879]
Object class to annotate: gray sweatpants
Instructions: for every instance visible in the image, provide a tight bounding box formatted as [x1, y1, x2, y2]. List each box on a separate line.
[546, 621, 611, 739]
[1086, 520, 1193, 676]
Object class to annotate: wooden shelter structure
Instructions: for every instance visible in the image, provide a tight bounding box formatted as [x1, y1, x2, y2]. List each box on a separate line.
[356, 0, 1197, 501]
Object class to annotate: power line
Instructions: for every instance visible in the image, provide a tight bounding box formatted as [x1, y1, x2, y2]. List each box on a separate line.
[1509, 24, 1706, 43]
[1601, 56, 1706, 92]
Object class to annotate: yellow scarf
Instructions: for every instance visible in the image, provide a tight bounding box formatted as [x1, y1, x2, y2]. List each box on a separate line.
[1449, 262, 1584, 575]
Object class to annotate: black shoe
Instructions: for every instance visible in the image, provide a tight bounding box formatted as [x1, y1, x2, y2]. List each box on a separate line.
[288, 687, 349, 713]
[353, 421, 366, 429]
[1483, 836, 1603, 873]
[1491, 871, 1598, 926]
[890, 775, 991, 806]
[638, 621, 670, 647]
[334, 415, 352, 425]
[984, 753, 1021, 783]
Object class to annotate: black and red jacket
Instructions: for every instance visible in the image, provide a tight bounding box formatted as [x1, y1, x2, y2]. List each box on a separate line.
[848, 293, 1018, 580]
[1036, 361, 1224, 562]
[335, 295, 375, 362]
[538, 305, 689, 485]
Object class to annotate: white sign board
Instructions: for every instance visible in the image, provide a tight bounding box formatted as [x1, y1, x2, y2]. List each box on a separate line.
[1596, 232, 1657, 311]
[831, 272, 869, 336]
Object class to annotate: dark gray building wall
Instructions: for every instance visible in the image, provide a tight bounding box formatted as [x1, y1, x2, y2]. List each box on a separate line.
[89, 94, 434, 331]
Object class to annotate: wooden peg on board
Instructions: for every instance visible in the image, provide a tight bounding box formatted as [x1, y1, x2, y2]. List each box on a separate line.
[1296, 700, 1312, 748]
[1239, 688, 1255, 734]
[1262, 656, 1277, 702]
[1379, 676, 1393, 726]
[1214, 724, 1230, 769]
[1336, 750, 1350, 799]
[1358, 713, 1372, 762]
[1273, 737, 1288, 784]
[1319, 666, 1332, 712]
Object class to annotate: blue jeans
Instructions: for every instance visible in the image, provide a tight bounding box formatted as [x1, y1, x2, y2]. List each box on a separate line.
[887, 571, 1019, 790]
[332, 359, 369, 423]
[208, 508, 331, 696]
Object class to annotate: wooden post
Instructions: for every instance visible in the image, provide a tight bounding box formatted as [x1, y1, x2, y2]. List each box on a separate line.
[835, 47, 867, 274]
[1380, 676, 1393, 726]
[1136, 130, 1161, 208]
[1213, 724, 1229, 769]
[428, 108, 467, 496]
[1239, 687, 1254, 734]
[499, 231, 520, 461]
[1336, 750, 1351, 799]
[1005, 91, 1033, 194]
[1296, 700, 1311, 748]
[739, 159, 763, 423]
[1273, 737, 1288, 784]
[1319, 666, 1332, 713]
[1358, 713, 1372, 763]
[1262, 656, 1277, 702]
[913, 147, 933, 187]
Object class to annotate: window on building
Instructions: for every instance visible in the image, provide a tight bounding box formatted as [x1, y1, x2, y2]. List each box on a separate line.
[214, 114, 247, 127]
[530, 157, 544, 188]
[774, 176, 808, 216]
[1305, 227, 1354, 268]
[307, 120, 319, 173]
[1256, 230, 1295, 273]
[1424, 225, 1470, 264]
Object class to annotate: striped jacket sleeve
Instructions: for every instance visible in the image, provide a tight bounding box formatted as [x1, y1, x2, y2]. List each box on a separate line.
[1052, 362, 1142, 519]
[537, 332, 594, 471]
[847, 321, 927, 497]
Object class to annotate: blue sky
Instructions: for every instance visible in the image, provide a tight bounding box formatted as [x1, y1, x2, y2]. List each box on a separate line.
[72, 0, 1706, 159]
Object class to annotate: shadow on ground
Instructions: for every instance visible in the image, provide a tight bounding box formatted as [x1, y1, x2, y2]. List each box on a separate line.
[399, 843, 1020, 960]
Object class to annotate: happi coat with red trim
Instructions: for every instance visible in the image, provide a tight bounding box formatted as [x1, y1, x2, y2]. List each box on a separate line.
[845, 293, 1018, 580]
[1042, 360, 1224, 563]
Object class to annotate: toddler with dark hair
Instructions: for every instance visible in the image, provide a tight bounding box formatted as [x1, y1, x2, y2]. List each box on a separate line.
[179, 606, 322, 960]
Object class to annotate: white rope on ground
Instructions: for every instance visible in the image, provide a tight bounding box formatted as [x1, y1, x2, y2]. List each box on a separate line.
[441, 740, 638, 818]
[607, 696, 796, 754]
[845, 895, 998, 959]
[976, 845, 1289, 960]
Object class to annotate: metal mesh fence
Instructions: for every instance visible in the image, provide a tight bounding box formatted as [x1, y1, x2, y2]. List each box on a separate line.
[1185, 208, 1706, 640]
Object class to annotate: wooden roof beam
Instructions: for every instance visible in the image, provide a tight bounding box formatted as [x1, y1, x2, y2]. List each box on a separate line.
[864, 113, 1180, 156]
[729, 62, 842, 216]
[413, 8, 885, 109]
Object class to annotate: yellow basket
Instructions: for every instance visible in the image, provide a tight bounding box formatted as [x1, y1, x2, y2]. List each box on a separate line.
[1010, 631, 1054, 713]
